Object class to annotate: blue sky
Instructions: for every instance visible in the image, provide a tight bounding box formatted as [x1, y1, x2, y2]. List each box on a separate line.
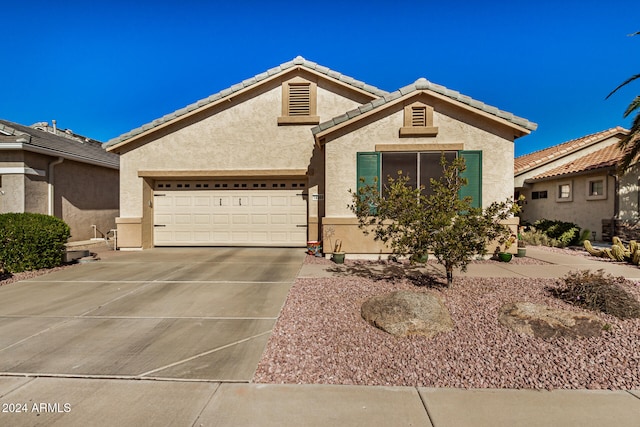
[1, 0, 639, 156]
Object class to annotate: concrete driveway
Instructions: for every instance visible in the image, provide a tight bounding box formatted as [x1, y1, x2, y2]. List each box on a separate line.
[0, 247, 305, 381]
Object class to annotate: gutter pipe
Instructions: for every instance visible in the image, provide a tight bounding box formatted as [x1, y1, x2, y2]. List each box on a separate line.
[48, 157, 64, 216]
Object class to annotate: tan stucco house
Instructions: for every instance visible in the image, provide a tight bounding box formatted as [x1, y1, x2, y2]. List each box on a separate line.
[105, 57, 536, 254]
[515, 127, 639, 241]
[0, 120, 119, 242]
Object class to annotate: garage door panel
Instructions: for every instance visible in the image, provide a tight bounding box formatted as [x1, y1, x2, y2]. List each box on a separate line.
[252, 196, 269, 206]
[175, 197, 192, 207]
[213, 215, 229, 224]
[290, 214, 307, 223]
[270, 196, 288, 206]
[194, 197, 211, 207]
[251, 214, 269, 224]
[194, 215, 211, 225]
[194, 232, 212, 242]
[154, 189, 307, 246]
[232, 215, 249, 224]
[174, 214, 192, 224]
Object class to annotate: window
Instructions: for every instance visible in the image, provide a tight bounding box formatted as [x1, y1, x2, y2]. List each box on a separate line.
[381, 152, 458, 197]
[400, 102, 439, 137]
[277, 77, 319, 125]
[556, 181, 572, 202]
[586, 176, 607, 200]
[356, 150, 482, 208]
[531, 190, 548, 200]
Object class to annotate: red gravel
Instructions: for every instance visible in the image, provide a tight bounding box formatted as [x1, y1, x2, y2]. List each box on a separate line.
[254, 275, 640, 390]
[0, 265, 76, 287]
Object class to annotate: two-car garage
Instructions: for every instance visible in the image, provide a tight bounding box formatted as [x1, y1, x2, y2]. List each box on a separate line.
[152, 179, 308, 247]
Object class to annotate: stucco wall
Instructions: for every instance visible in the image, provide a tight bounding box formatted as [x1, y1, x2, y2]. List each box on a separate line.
[619, 164, 639, 223]
[324, 104, 516, 218]
[0, 173, 25, 213]
[321, 95, 519, 255]
[1, 150, 119, 242]
[55, 160, 119, 241]
[519, 173, 615, 238]
[117, 77, 363, 219]
[114, 72, 371, 248]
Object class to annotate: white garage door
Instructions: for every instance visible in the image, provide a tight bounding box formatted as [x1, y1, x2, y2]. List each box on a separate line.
[153, 186, 308, 247]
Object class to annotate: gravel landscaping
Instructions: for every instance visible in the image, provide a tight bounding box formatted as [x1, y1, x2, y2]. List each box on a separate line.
[0, 265, 75, 287]
[254, 268, 640, 390]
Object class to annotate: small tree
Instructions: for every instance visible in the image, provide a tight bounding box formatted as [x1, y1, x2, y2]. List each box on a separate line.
[350, 155, 519, 286]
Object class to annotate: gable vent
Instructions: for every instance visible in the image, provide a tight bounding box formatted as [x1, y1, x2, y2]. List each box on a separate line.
[288, 84, 311, 116]
[412, 106, 427, 127]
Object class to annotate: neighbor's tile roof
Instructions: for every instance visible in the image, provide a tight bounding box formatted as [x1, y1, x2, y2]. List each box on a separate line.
[312, 77, 538, 135]
[105, 56, 389, 148]
[514, 126, 627, 175]
[0, 120, 119, 169]
[530, 143, 624, 180]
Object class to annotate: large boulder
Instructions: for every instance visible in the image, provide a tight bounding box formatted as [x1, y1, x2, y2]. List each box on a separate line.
[361, 291, 453, 338]
[498, 302, 604, 339]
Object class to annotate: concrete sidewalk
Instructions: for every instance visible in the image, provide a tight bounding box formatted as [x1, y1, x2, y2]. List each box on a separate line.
[1, 377, 638, 427]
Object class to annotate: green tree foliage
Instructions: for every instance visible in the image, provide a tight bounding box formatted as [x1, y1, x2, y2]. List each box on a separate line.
[350, 155, 519, 286]
[606, 31, 640, 173]
[0, 213, 70, 273]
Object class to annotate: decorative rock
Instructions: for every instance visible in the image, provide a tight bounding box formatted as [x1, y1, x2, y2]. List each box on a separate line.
[498, 302, 604, 339]
[361, 290, 453, 338]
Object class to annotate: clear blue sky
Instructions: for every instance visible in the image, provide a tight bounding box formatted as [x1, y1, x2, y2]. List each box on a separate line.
[2, 0, 639, 156]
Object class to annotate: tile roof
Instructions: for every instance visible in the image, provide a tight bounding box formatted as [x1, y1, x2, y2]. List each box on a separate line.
[0, 120, 119, 169]
[530, 143, 624, 180]
[514, 126, 627, 175]
[105, 56, 389, 148]
[312, 77, 538, 136]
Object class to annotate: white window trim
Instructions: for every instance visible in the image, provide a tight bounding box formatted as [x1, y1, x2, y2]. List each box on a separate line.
[586, 176, 607, 201]
[556, 180, 573, 202]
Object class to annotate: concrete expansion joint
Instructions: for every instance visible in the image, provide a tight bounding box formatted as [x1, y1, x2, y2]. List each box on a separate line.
[415, 386, 437, 426]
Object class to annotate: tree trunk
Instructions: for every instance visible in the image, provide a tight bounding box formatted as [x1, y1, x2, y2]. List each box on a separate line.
[446, 265, 453, 287]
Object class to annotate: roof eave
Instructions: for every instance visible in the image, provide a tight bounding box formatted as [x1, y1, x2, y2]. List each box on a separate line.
[525, 165, 616, 184]
[0, 142, 119, 170]
[314, 89, 534, 144]
[514, 128, 629, 175]
[106, 64, 387, 153]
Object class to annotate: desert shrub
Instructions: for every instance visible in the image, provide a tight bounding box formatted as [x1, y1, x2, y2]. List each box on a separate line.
[578, 229, 592, 244]
[549, 269, 640, 319]
[0, 213, 70, 273]
[533, 219, 581, 247]
[519, 229, 562, 247]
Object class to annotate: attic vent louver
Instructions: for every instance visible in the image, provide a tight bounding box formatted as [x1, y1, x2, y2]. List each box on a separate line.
[288, 83, 311, 116]
[412, 106, 427, 127]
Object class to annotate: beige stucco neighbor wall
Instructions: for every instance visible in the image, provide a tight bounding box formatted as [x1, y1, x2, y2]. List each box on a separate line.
[519, 173, 615, 238]
[0, 149, 119, 242]
[322, 96, 518, 255]
[619, 164, 639, 223]
[54, 160, 119, 241]
[115, 73, 366, 248]
[0, 174, 25, 213]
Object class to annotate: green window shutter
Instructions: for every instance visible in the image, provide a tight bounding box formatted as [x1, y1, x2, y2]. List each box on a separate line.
[458, 150, 482, 208]
[357, 152, 380, 214]
[357, 152, 381, 192]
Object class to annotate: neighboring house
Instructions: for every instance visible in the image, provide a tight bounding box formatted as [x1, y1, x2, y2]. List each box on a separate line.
[105, 56, 536, 254]
[0, 120, 119, 242]
[515, 127, 639, 241]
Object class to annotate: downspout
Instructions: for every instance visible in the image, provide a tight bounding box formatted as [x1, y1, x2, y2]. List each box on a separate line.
[613, 173, 620, 219]
[609, 170, 620, 239]
[48, 157, 64, 216]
